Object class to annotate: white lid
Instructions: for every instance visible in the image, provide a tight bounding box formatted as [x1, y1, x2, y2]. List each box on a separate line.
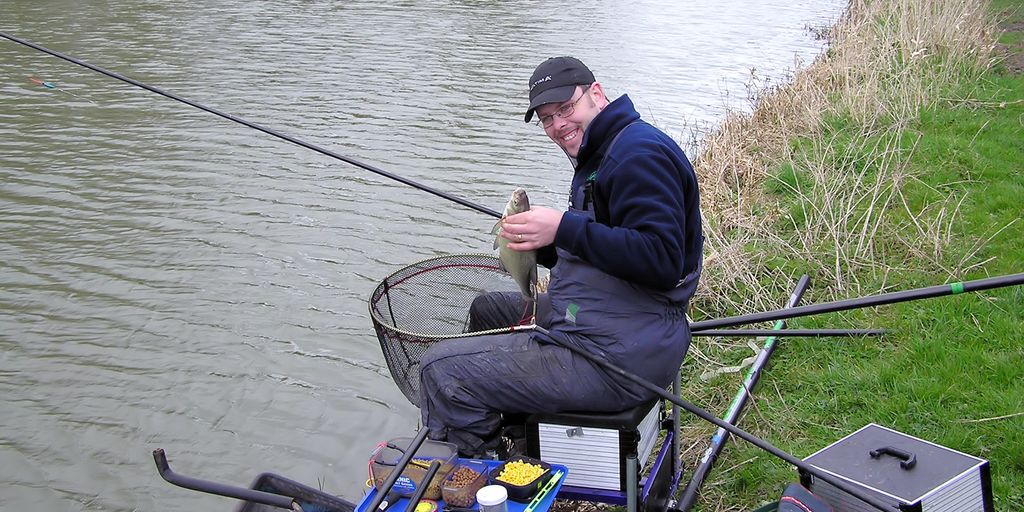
[476, 485, 507, 506]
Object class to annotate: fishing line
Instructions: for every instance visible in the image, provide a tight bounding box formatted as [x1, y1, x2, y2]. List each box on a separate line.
[28, 75, 98, 104]
[0, 31, 502, 219]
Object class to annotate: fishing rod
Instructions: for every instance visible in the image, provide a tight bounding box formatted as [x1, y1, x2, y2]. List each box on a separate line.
[692, 328, 884, 338]
[533, 325, 896, 512]
[0, 31, 502, 219]
[691, 272, 1024, 331]
[403, 460, 442, 512]
[678, 275, 809, 512]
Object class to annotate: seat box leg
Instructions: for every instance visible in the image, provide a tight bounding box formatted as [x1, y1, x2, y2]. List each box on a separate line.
[626, 454, 638, 512]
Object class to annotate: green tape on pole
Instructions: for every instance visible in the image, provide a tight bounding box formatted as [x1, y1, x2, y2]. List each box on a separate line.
[951, 282, 965, 294]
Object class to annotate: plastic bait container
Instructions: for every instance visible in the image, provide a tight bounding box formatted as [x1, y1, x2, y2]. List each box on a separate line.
[488, 455, 552, 503]
[370, 437, 458, 500]
[441, 459, 489, 507]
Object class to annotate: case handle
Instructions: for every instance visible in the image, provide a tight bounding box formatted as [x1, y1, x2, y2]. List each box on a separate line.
[869, 446, 916, 470]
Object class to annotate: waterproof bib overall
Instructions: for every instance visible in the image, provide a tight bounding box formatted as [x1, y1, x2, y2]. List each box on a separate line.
[541, 167, 700, 387]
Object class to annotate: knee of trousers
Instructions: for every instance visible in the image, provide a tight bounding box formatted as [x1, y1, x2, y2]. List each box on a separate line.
[419, 353, 444, 398]
[419, 340, 461, 375]
[469, 294, 489, 314]
[419, 343, 463, 401]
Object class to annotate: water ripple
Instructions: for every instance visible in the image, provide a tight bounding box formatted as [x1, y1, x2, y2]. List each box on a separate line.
[1, 0, 844, 509]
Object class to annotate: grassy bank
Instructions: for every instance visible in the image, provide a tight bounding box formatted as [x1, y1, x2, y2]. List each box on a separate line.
[683, 0, 1024, 510]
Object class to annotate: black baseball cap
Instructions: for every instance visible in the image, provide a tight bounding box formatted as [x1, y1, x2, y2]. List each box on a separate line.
[524, 56, 595, 123]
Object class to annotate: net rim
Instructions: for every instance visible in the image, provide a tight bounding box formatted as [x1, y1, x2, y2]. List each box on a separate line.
[367, 253, 536, 340]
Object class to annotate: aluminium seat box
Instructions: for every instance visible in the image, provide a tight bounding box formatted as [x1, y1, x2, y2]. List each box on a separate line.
[799, 423, 993, 512]
[524, 398, 662, 491]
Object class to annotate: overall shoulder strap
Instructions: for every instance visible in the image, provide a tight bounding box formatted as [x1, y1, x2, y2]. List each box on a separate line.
[586, 121, 642, 182]
[588, 121, 642, 223]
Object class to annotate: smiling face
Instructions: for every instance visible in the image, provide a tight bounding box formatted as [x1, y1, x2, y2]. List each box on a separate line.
[537, 83, 608, 158]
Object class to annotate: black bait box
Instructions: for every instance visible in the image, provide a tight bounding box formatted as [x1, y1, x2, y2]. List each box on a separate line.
[799, 423, 993, 512]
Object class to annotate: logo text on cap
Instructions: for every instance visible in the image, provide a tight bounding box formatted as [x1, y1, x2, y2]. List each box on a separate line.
[530, 75, 551, 92]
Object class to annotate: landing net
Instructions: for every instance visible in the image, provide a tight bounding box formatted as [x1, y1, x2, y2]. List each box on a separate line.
[368, 254, 535, 405]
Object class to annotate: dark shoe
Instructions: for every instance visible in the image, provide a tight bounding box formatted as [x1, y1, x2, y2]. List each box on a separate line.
[458, 434, 502, 460]
[496, 425, 528, 460]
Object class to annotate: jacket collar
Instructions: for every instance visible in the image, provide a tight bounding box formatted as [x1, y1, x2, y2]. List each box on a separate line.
[575, 94, 641, 168]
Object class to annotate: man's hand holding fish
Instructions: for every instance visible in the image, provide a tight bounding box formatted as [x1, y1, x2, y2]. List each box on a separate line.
[499, 205, 562, 250]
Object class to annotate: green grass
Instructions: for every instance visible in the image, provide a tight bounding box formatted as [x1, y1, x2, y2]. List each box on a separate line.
[916, 77, 1024, 263]
[993, 1, 1024, 45]
[724, 286, 1024, 509]
[682, 4, 1024, 510]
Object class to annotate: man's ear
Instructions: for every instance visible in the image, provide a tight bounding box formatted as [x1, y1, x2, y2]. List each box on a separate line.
[589, 82, 609, 105]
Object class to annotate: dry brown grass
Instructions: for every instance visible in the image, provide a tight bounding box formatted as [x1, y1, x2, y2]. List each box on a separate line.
[691, 0, 998, 318]
[676, 0, 1001, 506]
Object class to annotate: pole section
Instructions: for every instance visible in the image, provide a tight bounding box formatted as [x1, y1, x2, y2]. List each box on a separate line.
[677, 276, 809, 511]
[692, 273, 1024, 331]
[0, 31, 502, 219]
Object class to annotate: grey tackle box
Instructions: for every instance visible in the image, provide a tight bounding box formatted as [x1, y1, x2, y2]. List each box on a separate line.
[525, 398, 662, 491]
[799, 423, 993, 512]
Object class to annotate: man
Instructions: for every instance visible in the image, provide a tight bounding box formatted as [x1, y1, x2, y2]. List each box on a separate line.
[419, 56, 702, 457]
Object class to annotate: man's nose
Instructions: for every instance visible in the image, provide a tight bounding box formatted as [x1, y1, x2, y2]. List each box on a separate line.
[550, 115, 571, 132]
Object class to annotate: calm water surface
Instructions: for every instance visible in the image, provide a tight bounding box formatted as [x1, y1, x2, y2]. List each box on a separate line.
[1, 1, 845, 510]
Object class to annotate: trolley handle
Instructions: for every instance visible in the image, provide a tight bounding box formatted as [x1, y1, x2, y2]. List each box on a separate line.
[869, 446, 916, 470]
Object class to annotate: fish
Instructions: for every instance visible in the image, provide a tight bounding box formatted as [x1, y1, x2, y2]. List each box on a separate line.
[492, 188, 537, 303]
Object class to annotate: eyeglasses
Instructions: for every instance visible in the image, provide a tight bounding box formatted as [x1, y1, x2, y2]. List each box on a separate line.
[535, 85, 591, 128]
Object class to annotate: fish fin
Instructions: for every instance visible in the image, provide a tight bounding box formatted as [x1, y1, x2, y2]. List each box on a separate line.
[529, 264, 538, 300]
[491, 221, 503, 250]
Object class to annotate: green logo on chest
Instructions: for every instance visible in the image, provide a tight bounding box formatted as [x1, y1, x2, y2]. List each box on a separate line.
[565, 303, 579, 324]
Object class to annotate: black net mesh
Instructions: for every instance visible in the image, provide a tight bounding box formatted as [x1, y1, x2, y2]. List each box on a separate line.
[368, 254, 529, 405]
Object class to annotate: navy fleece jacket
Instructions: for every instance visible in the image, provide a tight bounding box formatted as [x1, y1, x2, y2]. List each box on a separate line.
[553, 95, 702, 291]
